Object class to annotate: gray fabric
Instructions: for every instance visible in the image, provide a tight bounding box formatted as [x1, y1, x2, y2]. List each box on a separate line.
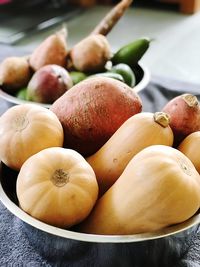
[0, 205, 51, 267]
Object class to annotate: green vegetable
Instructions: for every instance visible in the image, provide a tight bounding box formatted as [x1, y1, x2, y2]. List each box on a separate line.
[91, 72, 125, 83]
[70, 71, 88, 85]
[110, 63, 136, 87]
[111, 38, 151, 67]
[15, 87, 27, 100]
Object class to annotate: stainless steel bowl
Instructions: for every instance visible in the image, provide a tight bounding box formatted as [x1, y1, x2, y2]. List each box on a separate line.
[0, 162, 199, 266]
[0, 63, 150, 109]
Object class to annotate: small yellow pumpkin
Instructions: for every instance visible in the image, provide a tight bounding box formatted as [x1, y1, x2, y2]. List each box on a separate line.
[17, 147, 98, 228]
[79, 145, 200, 235]
[178, 131, 200, 173]
[87, 112, 174, 195]
[0, 104, 64, 171]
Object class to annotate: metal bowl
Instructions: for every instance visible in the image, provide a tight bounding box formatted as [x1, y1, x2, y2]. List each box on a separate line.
[0, 162, 199, 266]
[0, 63, 150, 109]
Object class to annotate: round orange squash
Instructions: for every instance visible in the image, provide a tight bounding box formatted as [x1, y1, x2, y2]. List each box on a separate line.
[0, 103, 64, 171]
[79, 145, 200, 235]
[16, 147, 98, 228]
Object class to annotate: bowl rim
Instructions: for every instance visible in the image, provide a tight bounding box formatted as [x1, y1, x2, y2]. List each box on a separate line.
[0, 63, 150, 108]
[0, 88, 51, 108]
[0, 169, 199, 244]
[134, 63, 151, 93]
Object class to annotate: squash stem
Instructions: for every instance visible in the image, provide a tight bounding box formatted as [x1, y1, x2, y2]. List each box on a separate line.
[154, 112, 170, 128]
[182, 94, 199, 107]
[51, 169, 69, 187]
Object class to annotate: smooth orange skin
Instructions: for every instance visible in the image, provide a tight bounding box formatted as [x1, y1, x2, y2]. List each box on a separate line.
[79, 145, 200, 235]
[178, 131, 200, 173]
[87, 112, 174, 196]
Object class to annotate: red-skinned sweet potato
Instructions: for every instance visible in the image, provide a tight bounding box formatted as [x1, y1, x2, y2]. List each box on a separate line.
[0, 56, 31, 93]
[50, 76, 142, 156]
[162, 93, 200, 147]
[29, 27, 68, 72]
[69, 34, 112, 73]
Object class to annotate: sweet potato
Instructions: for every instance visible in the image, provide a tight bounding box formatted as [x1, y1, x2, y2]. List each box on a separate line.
[91, 0, 133, 36]
[0, 56, 31, 93]
[69, 34, 112, 73]
[162, 93, 200, 147]
[67, 0, 132, 73]
[50, 76, 142, 156]
[29, 27, 68, 72]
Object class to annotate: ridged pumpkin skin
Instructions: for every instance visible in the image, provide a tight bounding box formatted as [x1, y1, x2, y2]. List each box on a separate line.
[178, 131, 200, 173]
[0, 104, 64, 171]
[79, 145, 200, 235]
[87, 112, 174, 195]
[17, 147, 98, 228]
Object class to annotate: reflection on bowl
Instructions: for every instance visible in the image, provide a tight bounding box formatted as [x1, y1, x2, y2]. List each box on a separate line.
[0, 63, 150, 109]
[0, 162, 199, 266]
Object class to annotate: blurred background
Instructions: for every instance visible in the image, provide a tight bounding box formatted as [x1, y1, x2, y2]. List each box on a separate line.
[0, 0, 200, 84]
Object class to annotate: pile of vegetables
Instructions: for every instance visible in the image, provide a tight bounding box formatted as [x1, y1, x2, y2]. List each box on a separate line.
[0, 0, 200, 236]
[0, 0, 151, 104]
[1, 79, 200, 235]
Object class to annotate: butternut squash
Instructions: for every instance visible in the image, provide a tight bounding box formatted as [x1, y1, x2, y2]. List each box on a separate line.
[79, 145, 200, 235]
[178, 131, 200, 173]
[87, 112, 174, 196]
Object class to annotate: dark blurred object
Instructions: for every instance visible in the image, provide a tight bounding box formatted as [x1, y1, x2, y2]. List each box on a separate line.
[102, 0, 200, 14]
[155, 0, 200, 14]
[0, 0, 82, 45]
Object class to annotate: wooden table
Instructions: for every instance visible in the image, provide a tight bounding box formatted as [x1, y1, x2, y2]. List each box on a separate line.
[70, 0, 200, 14]
[157, 0, 200, 14]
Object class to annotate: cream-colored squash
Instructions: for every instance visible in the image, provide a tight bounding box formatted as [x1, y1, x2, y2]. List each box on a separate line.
[17, 147, 98, 228]
[79, 145, 200, 235]
[0, 103, 64, 171]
